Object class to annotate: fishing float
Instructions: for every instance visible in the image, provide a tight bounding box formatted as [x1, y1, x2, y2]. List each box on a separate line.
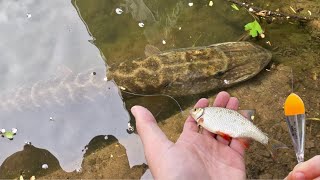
[284, 93, 306, 163]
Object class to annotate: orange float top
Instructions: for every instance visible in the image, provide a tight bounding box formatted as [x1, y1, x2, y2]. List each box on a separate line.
[284, 93, 305, 116]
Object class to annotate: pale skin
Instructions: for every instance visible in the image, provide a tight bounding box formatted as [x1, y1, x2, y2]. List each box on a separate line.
[131, 91, 320, 180]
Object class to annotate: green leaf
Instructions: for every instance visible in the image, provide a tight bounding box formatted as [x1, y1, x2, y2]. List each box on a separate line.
[231, 4, 239, 11]
[244, 20, 263, 37]
[4, 131, 14, 139]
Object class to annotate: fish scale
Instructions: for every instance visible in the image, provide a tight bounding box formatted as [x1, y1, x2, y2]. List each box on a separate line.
[194, 107, 269, 145]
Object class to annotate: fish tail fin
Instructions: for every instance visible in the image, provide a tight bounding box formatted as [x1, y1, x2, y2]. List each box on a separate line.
[266, 138, 288, 160]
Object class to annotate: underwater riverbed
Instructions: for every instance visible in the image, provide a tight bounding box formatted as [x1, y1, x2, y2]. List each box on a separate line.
[0, 0, 319, 179]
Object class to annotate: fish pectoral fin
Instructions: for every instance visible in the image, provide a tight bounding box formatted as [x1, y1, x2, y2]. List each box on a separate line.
[237, 138, 251, 149]
[216, 131, 232, 142]
[144, 44, 161, 57]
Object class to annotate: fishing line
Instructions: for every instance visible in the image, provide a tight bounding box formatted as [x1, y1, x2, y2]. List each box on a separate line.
[121, 90, 183, 113]
[291, 68, 294, 93]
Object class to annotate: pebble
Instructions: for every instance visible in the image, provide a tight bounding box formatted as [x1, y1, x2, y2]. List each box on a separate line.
[42, 164, 49, 169]
[138, 22, 145, 27]
[115, 8, 123, 15]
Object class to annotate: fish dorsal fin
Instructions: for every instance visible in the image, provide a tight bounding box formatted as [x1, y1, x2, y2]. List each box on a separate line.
[238, 109, 256, 121]
[144, 44, 161, 57]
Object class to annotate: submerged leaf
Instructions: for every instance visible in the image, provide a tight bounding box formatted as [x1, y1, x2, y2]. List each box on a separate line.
[244, 20, 263, 37]
[231, 4, 239, 11]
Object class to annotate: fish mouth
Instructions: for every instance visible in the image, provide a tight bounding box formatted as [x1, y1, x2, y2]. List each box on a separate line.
[216, 42, 272, 85]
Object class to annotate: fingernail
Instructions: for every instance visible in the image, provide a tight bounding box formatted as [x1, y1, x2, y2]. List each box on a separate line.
[294, 172, 305, 180]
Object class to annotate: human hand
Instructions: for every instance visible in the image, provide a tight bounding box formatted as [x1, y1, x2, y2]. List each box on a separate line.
[285, 155, 320, 180]
[131, 91, 249, 180]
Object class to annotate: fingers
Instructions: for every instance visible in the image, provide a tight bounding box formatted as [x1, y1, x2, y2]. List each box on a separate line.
[213, 91, 230, 107]
[285, 155, 320, 180]
[183, 98, 209, 132]
[131, 106, 173, 163]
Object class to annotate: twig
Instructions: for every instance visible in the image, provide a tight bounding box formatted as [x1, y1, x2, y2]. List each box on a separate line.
[227, 0, 312, 23]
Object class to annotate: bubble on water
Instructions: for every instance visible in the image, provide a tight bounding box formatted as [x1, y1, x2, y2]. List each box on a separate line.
[26, 13, 32, 18]
[25, 141, 32, 145]
[76, 168, 82, 173]
[11, 128, 17, 134]
[1, 129, 5, 134]
[104, 135, 108, 140]
[49, 117, 54, 121]
[209, 1, 213, 6]
[115, 8, 123, 15]
[162, 40, 166, 45]
[42, 164, 49, 169]
[188, 2, 194, 7]
[103, 77, 108, 81]
[138, 22, 145, 27]
[178, 27, 182, 30]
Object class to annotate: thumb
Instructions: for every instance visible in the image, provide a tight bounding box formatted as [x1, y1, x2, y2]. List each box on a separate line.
[131, 106, 173, 163]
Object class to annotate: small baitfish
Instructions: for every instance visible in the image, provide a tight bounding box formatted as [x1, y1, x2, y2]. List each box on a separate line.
[190, 107, 286, 150]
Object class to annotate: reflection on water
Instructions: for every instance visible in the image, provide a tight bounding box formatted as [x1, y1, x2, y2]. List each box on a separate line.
[0, 0, 145, 178]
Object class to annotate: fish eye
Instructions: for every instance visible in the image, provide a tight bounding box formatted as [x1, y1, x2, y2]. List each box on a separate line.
[193, 108, 197, 112]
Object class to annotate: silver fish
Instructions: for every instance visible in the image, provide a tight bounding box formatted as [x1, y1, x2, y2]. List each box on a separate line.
[191, 107, 269, 144]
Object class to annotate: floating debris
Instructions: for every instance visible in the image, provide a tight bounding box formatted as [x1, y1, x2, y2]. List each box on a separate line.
[119, 86, 126, 90]
[30, 176, 36, 180]
[1, 128, 17, 140]
[110, 154, 114, 158]
[127, 122, 135, 134]
[76, 168, 82, 173]
[260, 33, 265, 38]
[104, 135, 108, 140]
[115, 8, 123, 15]
[12, 128, 18, 134]
[103, 77, 108, 81]
[289, 6, 297, 14]
[178, 27, 182, 30]
[188, 2, 194, 7]
[49, 117, 54, 121]
[26, 13, 32, 18]
[162, 40, 166, 45]
[25, 141, 32, 145]
[223, 79, 230, 84]
[308, 10, 312, 16]
[209, 1, 213, 6]
[231, 4, 239, 11]
[41, 164, 49, 169]
[138, 22, 145, 27]
[266, 41, 272, 46]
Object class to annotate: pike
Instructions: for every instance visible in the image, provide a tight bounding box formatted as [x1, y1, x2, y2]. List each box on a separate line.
[107, 42, 272, 96]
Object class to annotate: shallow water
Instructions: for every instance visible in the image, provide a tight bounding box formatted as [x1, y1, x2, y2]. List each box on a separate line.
[0, 0, 319, 179]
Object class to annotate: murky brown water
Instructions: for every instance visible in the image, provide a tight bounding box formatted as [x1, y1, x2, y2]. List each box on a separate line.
[0, 0, 319, 179]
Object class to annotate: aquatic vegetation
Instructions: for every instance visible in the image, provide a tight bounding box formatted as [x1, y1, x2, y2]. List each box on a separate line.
[244, 20, 263, 37]
[231, 4, 239, 11]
